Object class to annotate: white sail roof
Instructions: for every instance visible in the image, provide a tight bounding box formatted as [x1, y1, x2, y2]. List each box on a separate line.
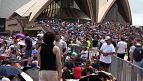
[15, 0, 53, 22]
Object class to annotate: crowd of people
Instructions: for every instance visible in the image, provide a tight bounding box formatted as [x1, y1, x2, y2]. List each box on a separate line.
[0, 19, 143, 81]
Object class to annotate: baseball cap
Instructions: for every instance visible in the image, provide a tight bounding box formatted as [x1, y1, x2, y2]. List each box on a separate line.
[105, 36, 111, 40]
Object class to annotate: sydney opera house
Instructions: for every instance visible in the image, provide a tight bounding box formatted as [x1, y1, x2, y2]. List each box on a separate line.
[0, 0, 132, 34]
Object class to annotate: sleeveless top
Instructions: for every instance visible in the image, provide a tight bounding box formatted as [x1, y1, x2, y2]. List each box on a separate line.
[40, 44, 57, 70]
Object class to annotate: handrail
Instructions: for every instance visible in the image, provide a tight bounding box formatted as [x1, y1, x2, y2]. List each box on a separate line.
[110, 55, 143, 81]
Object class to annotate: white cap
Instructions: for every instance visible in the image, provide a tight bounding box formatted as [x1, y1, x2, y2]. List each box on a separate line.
[105, 36, 111, 40]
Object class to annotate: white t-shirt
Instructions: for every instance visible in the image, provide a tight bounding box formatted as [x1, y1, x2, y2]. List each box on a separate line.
[100, 43, 115, 63]
[100, 39, 106, 44]
[117, 41, 127, 53]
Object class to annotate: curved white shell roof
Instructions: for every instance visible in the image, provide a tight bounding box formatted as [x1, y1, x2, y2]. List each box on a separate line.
[13, 0, 132, 23]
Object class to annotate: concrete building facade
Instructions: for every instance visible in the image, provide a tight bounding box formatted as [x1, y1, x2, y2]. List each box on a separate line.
[0, 0, 30, 35]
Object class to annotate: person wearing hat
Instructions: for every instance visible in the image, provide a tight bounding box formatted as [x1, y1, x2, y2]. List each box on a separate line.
[99, 36, 115, 72]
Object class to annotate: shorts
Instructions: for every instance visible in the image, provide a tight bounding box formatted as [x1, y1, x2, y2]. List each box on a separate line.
[25, 50, 32, 57]
[39, 70, 58, 81]
[117, 53, 125, 59]
[99, 61, 111, 69]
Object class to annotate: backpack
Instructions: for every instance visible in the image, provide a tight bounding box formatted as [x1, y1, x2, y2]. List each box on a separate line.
[133, 45, 143, 62]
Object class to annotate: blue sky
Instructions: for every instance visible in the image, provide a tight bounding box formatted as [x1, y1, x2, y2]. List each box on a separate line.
[129, 0, 143, 26]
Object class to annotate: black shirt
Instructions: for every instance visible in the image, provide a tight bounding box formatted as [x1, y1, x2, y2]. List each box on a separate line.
[25, 37, 32, 50]
[92, 39, 98, 47]
[40, 44, 57, 70]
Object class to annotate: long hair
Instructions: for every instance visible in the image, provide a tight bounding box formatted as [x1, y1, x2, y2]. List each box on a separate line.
[43, 30, 56, 44]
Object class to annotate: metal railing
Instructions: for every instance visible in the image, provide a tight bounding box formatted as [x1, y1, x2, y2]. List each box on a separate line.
[110, 55, 143, 81]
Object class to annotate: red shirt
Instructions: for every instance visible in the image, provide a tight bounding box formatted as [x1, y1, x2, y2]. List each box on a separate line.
[73, 66, 82, 79]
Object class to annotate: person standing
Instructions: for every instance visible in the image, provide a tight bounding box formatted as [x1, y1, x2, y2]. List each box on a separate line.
[91, 35, 100, 57]
[86, 38, 91, 50]
[54, 32, 67, 64]
[25, 34, 33, 67]
[39, 30, 62, 81]
[116, 37, 127, 59]
[129, 38, 143, 66]
[54, 32, 67, 55]
[99, 36, 115, 72]
[129, 38, 143, 81]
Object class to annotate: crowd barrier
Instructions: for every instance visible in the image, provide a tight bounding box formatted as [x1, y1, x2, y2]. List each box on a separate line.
[110, 55, 143, 81]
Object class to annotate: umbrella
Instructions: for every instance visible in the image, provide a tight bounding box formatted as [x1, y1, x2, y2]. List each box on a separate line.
[15, 33, 25, 38]
[79, 71, 114, 81]
[19, 72, 33, 81]
[0, 66, 22, 76]
[32, 50, 38, 54]
[79, 74, 102, 81]
[25, 69, 38, 81]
